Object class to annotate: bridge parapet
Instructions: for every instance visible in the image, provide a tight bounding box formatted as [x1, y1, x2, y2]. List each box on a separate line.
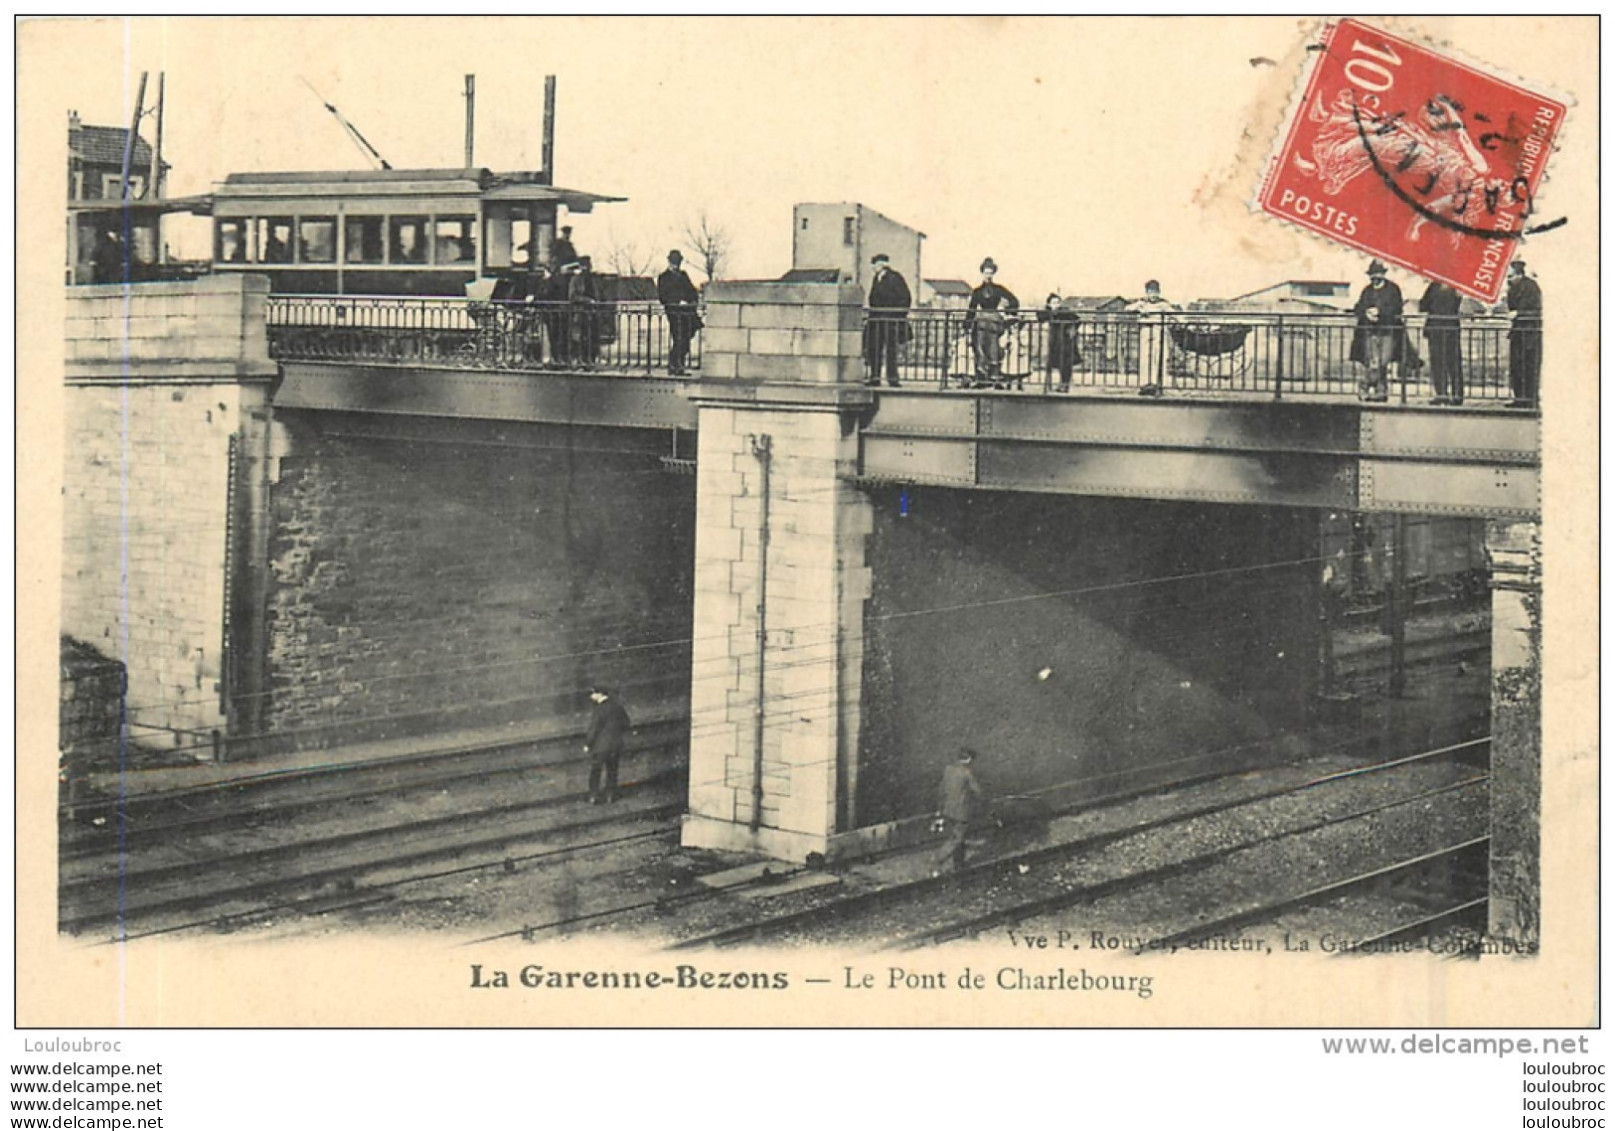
[65, 274, 278, 384]
[699, 281, 867, 383]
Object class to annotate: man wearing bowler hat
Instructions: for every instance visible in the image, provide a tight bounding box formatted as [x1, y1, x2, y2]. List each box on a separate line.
[864, 252, 913, 387]
[657, 249, 702, 376]
[1349, 259, 1407, 402]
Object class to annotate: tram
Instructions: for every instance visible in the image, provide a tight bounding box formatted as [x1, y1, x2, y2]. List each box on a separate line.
[209, 166, 624, 297]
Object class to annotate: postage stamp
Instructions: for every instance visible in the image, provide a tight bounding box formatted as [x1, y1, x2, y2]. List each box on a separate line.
[1258, 18, 1568, 302]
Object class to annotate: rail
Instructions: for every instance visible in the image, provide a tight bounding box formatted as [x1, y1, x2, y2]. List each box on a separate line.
[267, 294, 702, 375]
[882, 308, 1532, 405]
[267, 295, 1539, 409]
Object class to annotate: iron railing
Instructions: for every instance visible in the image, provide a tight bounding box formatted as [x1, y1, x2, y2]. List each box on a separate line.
[879, 308, 1527, 404]
[267, 295, 1535, 408]
[267, 295, 701, 374]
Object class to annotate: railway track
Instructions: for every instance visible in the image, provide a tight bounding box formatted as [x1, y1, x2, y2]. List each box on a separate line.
[61, 718, 688, 858]
[665, 738, 1489, 950]
[59, 722, 690, 939]
[93, 807, 684, 943]
[456, 728, 1426, 946]
[1330, 627, 1489, 684]
[1147, 839, 1490, 957]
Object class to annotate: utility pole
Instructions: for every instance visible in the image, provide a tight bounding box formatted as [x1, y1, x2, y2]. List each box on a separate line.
[150, 72, 165, 199]
[151, 72, 166, 262]
[541, 75, 556, 185]
[119, 71, 147, 202]
[463, 75, 475, 168]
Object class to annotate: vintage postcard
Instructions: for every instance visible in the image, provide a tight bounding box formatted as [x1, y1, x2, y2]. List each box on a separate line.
[16, 15, 1597, 1029]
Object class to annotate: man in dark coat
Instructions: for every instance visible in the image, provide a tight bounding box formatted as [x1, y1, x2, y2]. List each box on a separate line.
[1418, 279, 1464, 405]
[1037, 293, 1082, 393]
[543, 264, 572, 366]
[657, 249, 702, 375]
[966, 258, 1020, 388]
[931, 748, 985, 875]
[584, 685, 631, 804]
[567, 257, 601, 365]
[1505, 259, 1543, 408]
[89, 228, 125, 285]
[864, 253, 912, 388]
[1349, 260, 1407, 402]
[550, 225, 579, 273]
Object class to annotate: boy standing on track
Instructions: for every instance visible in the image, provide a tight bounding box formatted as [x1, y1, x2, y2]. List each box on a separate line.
[584, 686, 631, 804]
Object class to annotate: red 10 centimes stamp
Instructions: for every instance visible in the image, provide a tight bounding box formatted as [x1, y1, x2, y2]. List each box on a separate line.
[1258, 19, 1569, 303]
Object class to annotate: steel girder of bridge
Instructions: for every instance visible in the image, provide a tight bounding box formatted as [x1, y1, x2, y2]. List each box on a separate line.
[858, 392, 1539, 519]
[275, 362, 700, 431]
[274, 365, 1538, 519]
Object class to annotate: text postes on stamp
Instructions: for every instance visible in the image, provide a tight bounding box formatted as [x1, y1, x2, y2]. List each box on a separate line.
[1259, 19, 1567, 303]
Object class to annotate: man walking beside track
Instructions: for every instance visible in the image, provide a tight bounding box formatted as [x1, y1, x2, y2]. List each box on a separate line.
[931, 747, 985, 876]
[584, 685, 630, 805]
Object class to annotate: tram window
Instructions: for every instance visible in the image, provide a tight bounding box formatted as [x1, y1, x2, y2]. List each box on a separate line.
[299, 217, 337, 264]
[389, 217, 429, 264]
[434, 216, 476, 265]
[256, 217, 294, 264]
[216, 219, 250, 264]
[344, 217, 384, 264]
[510, 219, 533, 268]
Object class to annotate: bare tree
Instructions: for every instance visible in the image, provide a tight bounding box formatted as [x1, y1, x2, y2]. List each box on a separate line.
[680, 211, 732, 282]
[603, 239, 656, 278]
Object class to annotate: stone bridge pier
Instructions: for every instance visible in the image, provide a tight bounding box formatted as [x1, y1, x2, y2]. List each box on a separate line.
[62, 275, 279, 751]
[680, 283, 875, 860]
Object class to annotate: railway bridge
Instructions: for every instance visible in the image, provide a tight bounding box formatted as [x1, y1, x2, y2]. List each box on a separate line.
[61, 274, 1542, 941]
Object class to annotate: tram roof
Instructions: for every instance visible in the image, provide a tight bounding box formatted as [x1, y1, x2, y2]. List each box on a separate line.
[67, 193, 214, 217]
[215, 167, 625, 212]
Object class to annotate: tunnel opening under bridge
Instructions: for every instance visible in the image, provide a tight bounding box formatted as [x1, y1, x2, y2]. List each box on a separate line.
[852, 488, 1493, 826]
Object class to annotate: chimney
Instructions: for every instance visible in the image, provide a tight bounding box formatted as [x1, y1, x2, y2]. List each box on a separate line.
[68, 109, 81, 130]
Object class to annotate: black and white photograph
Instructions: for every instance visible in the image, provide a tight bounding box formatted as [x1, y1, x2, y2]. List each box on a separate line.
[17, 15, 1597, 1072]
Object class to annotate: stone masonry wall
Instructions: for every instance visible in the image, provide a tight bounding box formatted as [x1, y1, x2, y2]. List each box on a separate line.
[697, 281, 867, 384]
[61, 380, 261, 746]
[62, 275, 277, 751]
[684, 404, 872, 856]
[263, 415, 696, 747]
[1486, 518, 1541, 946]
[682, 280, 876, 859]
[65, 274, 276, 383]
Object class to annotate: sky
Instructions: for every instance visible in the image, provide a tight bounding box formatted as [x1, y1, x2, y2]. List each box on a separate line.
[22, 16, 1594, 303]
